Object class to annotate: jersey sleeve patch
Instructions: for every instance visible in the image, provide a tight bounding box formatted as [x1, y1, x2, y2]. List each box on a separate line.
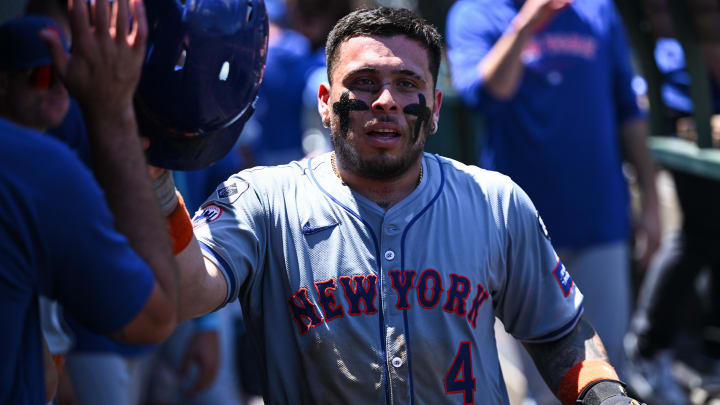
[552, 258, 574, 297]
[215, 180, 249, 204]
[192, 203, 223, 228]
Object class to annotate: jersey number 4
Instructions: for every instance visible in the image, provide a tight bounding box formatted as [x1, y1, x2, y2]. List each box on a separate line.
[444, 341, 476, 404]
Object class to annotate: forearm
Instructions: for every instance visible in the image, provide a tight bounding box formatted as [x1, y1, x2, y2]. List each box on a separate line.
[479, 20, 533, 100]
[523, 318, 608, 393]
[149, 168, 229, 321]
[84, 105, 178, 318]
[176, 236, 228, 321]
[619, 119, 658, 205]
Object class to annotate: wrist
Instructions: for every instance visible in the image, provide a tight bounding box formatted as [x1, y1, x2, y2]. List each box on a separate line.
[509, 14, 535, 38]
[577, 380, 642, 405]
[83, 103, 136, 129]
[557, 359, 620, 405]
[153, 170, 179, 216]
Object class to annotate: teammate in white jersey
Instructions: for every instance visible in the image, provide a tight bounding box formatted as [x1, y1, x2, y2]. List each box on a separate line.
[161, 7, 643, 405]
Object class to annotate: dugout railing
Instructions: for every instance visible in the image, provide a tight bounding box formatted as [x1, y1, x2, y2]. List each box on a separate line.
[616, 0, 720, 181]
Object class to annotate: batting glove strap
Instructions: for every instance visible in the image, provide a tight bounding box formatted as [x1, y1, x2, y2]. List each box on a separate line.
[576, 380, 644, 405]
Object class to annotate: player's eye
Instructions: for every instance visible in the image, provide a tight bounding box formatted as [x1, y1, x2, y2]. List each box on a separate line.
[349, 77, 380, 93]
[398, 79, 417, 88]
[355, 77, 375, 86]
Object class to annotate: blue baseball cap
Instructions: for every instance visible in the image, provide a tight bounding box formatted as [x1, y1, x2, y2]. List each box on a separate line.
[0, 15, 68, 71]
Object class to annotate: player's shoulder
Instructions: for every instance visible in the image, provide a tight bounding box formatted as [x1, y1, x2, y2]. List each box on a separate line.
[238, 158, 307, 187]
[435, 154, 516, 196]
[204, 157, 309, 206]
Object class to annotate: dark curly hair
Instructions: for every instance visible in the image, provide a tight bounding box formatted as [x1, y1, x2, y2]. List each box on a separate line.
[325, 7, 443, 88]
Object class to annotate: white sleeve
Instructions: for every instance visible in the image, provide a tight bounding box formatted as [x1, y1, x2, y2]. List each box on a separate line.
[494, 183, 584, 342]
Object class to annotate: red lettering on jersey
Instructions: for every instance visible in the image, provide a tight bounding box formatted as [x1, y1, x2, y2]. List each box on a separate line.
[443, 274, 471, 316]
[288, 288, 323, 335]
[417, 269, 443, 309]
[339, 275, 378, 316]
[314, 279, 345, 322]
[389, 270, 417, 310]
[466, 283, 489, 329]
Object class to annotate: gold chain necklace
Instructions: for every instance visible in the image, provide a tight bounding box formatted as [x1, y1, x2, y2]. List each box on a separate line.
[330, 152, 423, 187]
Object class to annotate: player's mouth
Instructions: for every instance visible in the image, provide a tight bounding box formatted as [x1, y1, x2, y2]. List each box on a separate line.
[365, 124, 403, 147]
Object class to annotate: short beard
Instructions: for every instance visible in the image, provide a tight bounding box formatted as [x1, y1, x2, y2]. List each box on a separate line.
[332, 128, 428, 181]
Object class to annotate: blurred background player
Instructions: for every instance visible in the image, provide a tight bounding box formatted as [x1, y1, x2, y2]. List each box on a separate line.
[624, 33, 720, 405]
[446, 0, 660, 403]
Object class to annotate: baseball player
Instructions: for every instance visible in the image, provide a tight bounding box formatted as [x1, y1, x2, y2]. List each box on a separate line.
[0, 1, 181, 403]
[160, 7, 643, 405]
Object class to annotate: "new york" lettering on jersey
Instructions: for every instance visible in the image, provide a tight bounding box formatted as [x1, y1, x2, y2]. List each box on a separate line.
[287, 269, 490, 335]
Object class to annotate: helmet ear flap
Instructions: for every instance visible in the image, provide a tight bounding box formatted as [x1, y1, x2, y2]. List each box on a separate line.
[135, 0, 269, 170]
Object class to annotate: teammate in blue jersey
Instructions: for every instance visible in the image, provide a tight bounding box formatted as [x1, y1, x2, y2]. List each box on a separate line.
[445, 2, 660, 401]
[154, 7, 644, 405]
[0, 4, 180, 403]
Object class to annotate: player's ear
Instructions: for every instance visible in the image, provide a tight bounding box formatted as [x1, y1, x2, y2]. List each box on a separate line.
[431, 88, 443, 134]
[318, 82, 332, 127]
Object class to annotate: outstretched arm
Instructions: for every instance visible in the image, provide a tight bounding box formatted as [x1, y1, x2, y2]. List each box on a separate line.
[148, 167, 229, 321]
[524, 317, 641, 404]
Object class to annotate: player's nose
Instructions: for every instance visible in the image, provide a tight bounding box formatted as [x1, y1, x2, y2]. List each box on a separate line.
[371, 87, 399, 113]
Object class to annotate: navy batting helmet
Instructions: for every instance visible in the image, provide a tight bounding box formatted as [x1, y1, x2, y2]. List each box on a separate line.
[136, 0, 268, 170]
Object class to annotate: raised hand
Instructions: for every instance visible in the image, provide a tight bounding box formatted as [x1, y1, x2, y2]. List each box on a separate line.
[514, 0, 573, 33]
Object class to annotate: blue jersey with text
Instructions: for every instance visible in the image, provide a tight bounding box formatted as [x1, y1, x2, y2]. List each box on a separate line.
[0, 118, 154, 404]
[447, 0, 642, 249]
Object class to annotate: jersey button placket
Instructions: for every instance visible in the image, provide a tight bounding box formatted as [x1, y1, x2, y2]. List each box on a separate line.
[380, 217, 410, 403]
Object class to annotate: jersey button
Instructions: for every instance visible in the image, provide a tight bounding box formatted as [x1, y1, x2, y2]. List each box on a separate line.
[384, 250, 395, 261]
[392, 357, 403, 368]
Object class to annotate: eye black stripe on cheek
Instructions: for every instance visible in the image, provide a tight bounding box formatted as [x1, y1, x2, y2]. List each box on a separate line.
[332, 91, 370, 138]
[403, 93, 432, 143]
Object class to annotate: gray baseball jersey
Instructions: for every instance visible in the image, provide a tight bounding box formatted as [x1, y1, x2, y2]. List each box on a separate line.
[192, 152, 584, 405]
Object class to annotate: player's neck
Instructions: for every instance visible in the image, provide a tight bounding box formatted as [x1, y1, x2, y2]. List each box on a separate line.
[331, 152, 422, 211]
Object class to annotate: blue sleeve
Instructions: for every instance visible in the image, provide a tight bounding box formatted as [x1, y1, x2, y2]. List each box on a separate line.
[36, 144, 155, 335]
[446, 0, 510, 109]
[608, 3, 643, 124]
